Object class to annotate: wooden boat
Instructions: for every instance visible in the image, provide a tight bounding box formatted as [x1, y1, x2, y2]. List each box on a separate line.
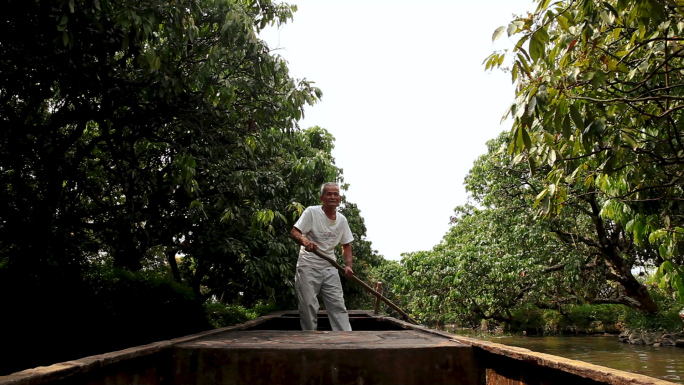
[0, 310, 676, 385]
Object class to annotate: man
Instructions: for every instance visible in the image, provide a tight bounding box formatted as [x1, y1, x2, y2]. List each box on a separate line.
[290, 182, 355, 331]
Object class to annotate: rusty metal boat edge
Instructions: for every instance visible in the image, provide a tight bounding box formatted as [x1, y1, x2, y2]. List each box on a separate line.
[0, 310, 678, 385]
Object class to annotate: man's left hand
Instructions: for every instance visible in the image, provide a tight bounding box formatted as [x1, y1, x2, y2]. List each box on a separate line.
[343, 266, 354, 278]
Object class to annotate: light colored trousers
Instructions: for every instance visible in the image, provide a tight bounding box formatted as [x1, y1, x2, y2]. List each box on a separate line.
[295, 266, 352, 331]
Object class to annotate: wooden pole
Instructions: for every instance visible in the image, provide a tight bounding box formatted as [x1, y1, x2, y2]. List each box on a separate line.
[373, 282, 383, 315]
[310, 249, 419, 325]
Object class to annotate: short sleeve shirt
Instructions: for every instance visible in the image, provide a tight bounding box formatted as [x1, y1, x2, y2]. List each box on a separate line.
[294, 206, 354, 269]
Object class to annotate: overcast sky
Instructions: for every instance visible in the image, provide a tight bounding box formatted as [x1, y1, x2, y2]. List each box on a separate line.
[260, 0, 538, 261]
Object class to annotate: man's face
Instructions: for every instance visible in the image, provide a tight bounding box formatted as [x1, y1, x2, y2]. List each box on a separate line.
[320, 185, 341, 208]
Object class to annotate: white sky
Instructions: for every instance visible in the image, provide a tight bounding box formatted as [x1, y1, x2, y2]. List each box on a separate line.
[261, 0, 538, 261]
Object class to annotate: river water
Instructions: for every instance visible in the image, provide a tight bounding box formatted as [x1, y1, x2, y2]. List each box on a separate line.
[455, 334, 684, 383]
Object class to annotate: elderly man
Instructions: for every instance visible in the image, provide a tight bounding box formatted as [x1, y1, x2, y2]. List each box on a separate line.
[289, 182, 355, 331]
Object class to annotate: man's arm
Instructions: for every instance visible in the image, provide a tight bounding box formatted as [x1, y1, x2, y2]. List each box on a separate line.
[342, 243, 354, 278]
[290, 227, 317, 252]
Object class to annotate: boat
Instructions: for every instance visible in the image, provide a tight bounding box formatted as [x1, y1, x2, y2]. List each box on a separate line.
[0, 310, 676, 385]
[0, 310, 673, 385]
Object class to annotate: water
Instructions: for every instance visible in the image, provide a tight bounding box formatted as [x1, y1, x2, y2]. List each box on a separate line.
[457, 334, 684, 383]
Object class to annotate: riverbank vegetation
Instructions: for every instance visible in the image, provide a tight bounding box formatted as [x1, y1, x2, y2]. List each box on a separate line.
[0, 0, 382, 375]
[373, 259, 682, 336]
[370, 0, 684, 336]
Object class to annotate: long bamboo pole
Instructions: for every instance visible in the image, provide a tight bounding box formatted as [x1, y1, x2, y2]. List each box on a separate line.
[310, 249, 419, 325]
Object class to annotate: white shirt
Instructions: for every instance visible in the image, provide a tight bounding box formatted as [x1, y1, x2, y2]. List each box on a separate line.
[294, 206, 354, 269]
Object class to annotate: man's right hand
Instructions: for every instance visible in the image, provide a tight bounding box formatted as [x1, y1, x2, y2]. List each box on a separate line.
[291, 227, 317, 252]
[304, 240, 318, 252]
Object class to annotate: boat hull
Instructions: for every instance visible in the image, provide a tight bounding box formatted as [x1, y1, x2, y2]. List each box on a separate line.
[0, 311, 676, 385]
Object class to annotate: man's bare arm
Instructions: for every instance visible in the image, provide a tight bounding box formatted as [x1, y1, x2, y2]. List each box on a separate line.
[290, 227, 317, 252]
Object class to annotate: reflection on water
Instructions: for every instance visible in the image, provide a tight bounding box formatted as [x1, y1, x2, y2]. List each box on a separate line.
[460, 334, 684, 383]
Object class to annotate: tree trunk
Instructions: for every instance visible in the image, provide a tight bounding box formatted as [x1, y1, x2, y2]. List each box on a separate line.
[167, 247, 182, 283]
[585, 194, 659, 313]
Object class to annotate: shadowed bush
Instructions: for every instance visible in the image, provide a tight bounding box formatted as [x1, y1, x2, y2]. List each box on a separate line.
[0, 266, 210, 375]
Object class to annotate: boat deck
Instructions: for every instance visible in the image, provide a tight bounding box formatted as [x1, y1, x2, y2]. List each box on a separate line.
[182, 329, 458, 349]
[176, 334, 473, 384]
[173, 311, 476, 384]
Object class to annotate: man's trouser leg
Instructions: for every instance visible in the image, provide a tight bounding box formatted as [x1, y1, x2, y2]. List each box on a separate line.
[295, 267, 322, 330]
[319, 267, 352, 331]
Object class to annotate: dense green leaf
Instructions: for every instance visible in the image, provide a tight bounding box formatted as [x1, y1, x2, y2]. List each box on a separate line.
[529, 32, 544, 62]
[569, 105, 584, 131]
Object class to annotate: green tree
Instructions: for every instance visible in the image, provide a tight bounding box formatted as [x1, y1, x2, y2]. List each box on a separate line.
[1, 0, 319, 274]
[363, 258, 413, 320]
[399, 204, 571, 326]
[173, 126, 383, 309]
[398, 132, 659, 327]
[172, 126, 340, 307]
[0, 0, 327, 282]
[488, 0, 684, 306]
[0, 0, 383, 373]
[397, 134, 573, 325]
[467, 133, 657, 312]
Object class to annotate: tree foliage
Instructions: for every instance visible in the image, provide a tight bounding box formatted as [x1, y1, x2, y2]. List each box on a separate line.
[391, 0, 684, 328]
[366, 259, 409, 319]
[398, 132, 663, 327]
[1, 0, 319, 270]
[487, 0, 684, 303]
[0, 0, 382, 373]
[473, 134, 659, 312]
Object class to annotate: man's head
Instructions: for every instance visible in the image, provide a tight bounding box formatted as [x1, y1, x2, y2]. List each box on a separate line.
[320, 182, 341, 209]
